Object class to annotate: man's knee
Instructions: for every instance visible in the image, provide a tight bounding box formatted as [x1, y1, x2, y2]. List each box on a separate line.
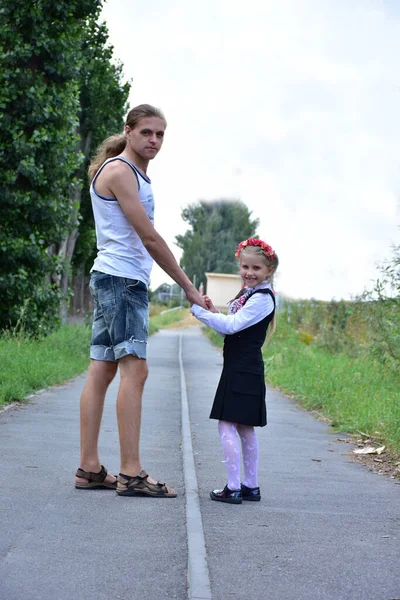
[89, 359, 118, 387]
[136, 360, 148, 386]
[119, 355, 148, 387]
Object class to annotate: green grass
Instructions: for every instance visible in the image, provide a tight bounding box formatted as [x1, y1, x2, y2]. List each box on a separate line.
[0, 325, 92, 404]
[203, 319, 400, 453]
[0, 307, 188, 406]
[148, 308, 188, 335]
[204, 328, 225, 348]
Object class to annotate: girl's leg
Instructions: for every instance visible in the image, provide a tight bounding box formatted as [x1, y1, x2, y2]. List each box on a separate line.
[236, 424, 259, 488]
[217, 420, 241, 490]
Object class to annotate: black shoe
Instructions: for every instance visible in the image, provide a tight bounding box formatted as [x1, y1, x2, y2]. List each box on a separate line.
[241, 483, 261, 501]
[210, 485, 242, 504]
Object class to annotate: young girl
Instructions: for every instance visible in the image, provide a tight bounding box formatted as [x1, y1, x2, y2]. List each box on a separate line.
[191, 238, 278, 504]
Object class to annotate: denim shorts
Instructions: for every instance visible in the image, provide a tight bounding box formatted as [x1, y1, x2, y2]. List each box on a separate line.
[89, 271, 149, 361]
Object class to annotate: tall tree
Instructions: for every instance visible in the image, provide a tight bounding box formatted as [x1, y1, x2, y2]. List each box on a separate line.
[0, 1, 101, 333]
[59, 14, 130, 318]
[175, 199, 259, 289]
[0, 1, 130, 332]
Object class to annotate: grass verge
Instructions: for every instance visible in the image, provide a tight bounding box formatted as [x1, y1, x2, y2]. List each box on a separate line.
[203, 320, 400, 454]
[148, 308, 188, 335]
[0, 307, 188, 406]
[0, 325, 92, 405]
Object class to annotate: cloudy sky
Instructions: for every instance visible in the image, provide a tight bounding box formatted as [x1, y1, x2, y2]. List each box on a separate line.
[100, 0, 399, 300]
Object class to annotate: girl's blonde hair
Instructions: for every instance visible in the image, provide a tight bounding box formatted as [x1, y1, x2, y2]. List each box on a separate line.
[88, 104, 167, 182]
[237, 243, 279, 341]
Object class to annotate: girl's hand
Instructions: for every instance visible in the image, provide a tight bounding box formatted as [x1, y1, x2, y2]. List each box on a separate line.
[203, 295, 218, 313]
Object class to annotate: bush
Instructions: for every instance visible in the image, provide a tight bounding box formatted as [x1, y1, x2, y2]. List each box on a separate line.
[358, 244, 400, 365]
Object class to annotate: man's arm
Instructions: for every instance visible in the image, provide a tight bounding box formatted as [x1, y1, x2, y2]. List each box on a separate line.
[105, 161, 206, 307]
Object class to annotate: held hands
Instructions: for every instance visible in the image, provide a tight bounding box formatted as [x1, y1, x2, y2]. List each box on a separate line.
[185, 286, 207, 309]
[203, 295, 218, 313]
[186, 286, 218, 313]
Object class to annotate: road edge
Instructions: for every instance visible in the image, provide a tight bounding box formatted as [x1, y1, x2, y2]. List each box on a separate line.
[179, 332, 212, 600]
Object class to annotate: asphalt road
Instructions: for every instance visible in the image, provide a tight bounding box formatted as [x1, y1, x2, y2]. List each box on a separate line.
[0, 325, 399, 600]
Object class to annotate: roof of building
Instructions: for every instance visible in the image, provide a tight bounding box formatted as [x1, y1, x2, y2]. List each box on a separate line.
[205, 272, 240, 279]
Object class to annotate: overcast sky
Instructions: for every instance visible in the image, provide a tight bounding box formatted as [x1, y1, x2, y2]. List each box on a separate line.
[99, 0, 400, 300]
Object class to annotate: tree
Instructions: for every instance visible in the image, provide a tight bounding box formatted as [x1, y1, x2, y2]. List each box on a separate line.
[0, 1, 102, 333]
[175, 199, 259, 289]
[60, 14, 130, 318]
[0, 1, 130, 332]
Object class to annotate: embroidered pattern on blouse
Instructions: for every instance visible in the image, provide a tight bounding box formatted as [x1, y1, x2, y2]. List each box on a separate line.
[229, 289, 256, 314]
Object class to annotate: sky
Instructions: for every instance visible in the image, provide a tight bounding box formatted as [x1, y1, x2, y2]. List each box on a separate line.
[99, 0, 400, 300]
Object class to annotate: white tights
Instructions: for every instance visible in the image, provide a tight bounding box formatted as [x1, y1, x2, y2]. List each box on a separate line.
[217, 420, 259, 491]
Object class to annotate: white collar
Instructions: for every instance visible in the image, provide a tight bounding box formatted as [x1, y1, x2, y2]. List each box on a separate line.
[244, 280, 272, 292]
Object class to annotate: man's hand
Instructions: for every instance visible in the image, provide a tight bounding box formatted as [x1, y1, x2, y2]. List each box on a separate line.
[185, 286, 207, 309]
[203, 295, 218, 313]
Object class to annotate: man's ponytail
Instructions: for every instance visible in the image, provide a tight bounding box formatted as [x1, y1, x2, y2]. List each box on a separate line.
[88, 134, 127, 182]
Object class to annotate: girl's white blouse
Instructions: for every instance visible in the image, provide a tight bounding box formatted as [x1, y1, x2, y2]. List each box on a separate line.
[190, 281, 275, 336]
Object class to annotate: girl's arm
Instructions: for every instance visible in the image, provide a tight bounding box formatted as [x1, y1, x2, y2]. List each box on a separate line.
[191, 292, 274, 335]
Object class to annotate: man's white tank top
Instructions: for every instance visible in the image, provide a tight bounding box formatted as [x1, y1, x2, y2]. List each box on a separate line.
[90, 156, 154, 286]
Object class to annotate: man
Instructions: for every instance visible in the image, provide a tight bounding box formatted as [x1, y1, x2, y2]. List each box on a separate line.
[75, 104, 206, 497]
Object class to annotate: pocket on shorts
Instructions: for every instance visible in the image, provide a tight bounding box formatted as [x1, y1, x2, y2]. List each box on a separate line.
[125, 279, 147, 292]
[90, 272, 114, 306]
[125, 279, 148, 307]
[90, 272, 117, 319]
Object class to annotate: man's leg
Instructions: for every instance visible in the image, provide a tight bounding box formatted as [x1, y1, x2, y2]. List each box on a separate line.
[116, 355, 176, 494]
[117, 355, 148, 476]
[76, 359, 118, 486]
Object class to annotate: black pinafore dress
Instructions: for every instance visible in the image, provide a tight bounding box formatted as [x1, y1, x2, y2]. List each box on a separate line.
[209, 288, 275, 427]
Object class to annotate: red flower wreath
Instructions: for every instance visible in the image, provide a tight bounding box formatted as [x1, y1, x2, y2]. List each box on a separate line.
[235, 237, 275, 259]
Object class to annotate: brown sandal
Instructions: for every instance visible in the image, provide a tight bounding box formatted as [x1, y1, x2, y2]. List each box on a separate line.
[75, 465, 117, 490]
[116, 470, 177, 498]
